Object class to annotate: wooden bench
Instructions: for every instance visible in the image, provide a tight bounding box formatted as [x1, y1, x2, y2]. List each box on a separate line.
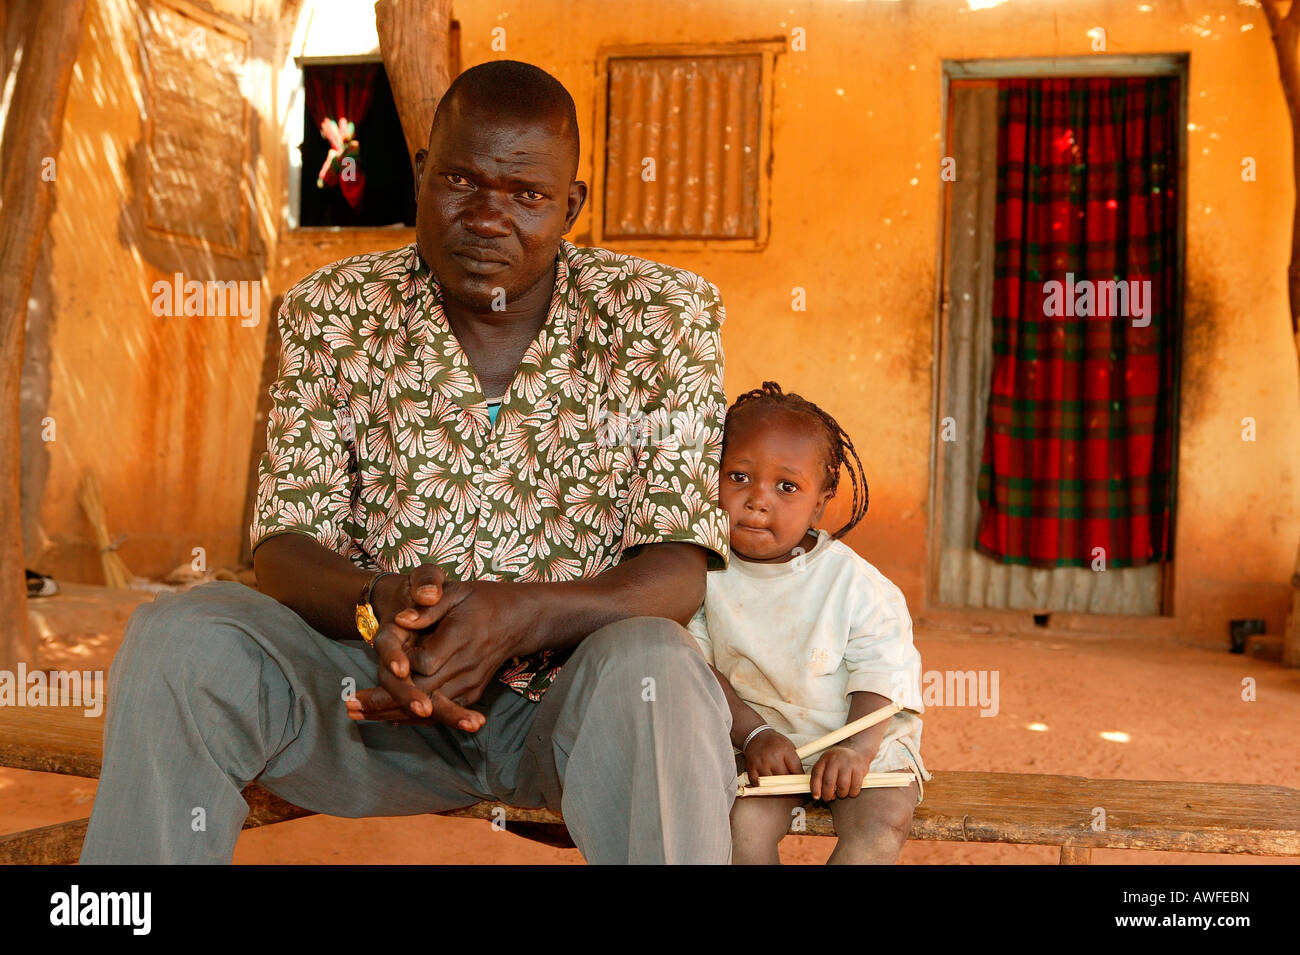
[3, 705, 1298, 864]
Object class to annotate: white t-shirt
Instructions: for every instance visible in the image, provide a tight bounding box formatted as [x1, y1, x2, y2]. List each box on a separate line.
[687, 528, 925, 753]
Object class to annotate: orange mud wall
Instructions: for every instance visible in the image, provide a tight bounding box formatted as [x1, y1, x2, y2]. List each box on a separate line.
[31, 0, 1298, 653]
[28, 0, 281, 584]
[446, 0, 1299, 648]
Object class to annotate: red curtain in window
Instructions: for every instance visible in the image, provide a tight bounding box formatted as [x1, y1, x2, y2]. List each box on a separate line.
[305, 64, 378, 208]
[975, 77, 1181, 568]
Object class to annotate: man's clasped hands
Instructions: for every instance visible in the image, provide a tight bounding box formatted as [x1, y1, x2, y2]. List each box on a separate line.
[344, 564, 532, 732]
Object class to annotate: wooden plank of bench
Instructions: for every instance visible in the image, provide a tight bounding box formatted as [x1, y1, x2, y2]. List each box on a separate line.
[910, 770, 1300, 856]
[0, 818, 90, 865]
[0, 703, 105, 778]
[0, 795, 315, 865]
[4, 705, 1299, 857]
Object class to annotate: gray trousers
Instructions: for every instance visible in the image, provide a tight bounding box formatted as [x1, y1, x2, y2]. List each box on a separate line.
[79, 581, 736, 864]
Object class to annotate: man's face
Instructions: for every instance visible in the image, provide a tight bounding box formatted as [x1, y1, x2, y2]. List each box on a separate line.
[414, 102, 586, 311]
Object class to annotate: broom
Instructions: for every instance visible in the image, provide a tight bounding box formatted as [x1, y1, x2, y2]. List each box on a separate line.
[77, 468, 133, 589]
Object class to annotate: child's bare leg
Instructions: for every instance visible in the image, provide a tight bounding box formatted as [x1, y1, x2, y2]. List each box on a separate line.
[730, 795, 805, 865]
[825, 779, 919, 864]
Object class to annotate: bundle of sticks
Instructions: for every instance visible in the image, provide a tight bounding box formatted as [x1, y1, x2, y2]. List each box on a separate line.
[77, 468, 133, 589]
[736, 701, 913, 797]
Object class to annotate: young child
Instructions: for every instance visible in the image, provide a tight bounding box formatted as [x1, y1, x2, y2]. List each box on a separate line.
[687, 381, 931, 865]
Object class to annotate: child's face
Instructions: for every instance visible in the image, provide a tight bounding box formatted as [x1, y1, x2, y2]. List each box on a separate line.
[719, 408, 834, 562]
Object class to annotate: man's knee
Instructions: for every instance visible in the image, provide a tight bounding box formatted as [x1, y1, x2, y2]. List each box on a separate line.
[116, 583, 271, 686]
[576, 615, 709, 680]
[565, 617, 729, 744]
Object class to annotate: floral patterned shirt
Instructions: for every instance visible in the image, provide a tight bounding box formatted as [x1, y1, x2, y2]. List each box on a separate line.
[250, 240, 730, 700]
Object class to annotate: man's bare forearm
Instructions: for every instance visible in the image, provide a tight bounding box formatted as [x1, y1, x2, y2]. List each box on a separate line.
[254, 533, 707, 651]
[252, 533, 402, 642]
[508, 541, 708, 655]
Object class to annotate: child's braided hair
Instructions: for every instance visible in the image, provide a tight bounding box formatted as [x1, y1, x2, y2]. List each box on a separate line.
[724, 381, 869, 540]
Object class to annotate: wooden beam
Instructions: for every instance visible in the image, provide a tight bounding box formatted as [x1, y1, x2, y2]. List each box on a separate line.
[374, 0, 453, 170]
[0, 817, 88, 865]
[8, 706, 1300, 858]
[0, 791, 313, 865]
[0, 0, 89, 670]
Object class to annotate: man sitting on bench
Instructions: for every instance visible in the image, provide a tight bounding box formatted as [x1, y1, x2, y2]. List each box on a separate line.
[80, 59, 735, 865]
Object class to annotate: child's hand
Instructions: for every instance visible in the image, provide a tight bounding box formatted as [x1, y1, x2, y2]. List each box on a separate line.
[810, 745, 873, 801]
[742, 729, 803, 785]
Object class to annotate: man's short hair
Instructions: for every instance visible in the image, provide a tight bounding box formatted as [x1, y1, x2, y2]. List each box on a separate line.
[431, 60, 580, 178]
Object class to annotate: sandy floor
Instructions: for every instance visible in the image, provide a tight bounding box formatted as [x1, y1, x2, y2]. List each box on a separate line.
[3, 609, 1298, 864]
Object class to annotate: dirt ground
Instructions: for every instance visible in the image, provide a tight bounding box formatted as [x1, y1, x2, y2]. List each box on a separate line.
[3, 589, 1298, 864]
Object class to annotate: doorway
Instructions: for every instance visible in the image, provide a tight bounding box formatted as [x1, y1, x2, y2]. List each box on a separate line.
[929, 56, 1187, 616]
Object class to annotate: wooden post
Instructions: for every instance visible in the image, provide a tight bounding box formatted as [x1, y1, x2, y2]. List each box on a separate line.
[374, 0, 454, 170]
[1262, 2, 1300, 668]
[0, 0, 89, 670]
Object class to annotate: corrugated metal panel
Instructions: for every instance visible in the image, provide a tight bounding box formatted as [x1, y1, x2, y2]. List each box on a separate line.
[603, 55, 761, 240]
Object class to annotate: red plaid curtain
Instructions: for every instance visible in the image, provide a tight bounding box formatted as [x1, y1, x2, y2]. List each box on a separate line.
[975, 77, 1181, 568]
